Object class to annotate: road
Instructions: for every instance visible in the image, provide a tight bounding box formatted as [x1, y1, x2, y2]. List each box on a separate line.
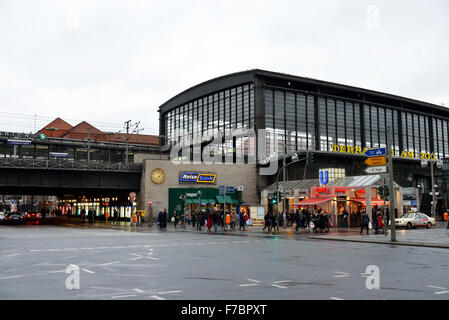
[1, 224, 448, 300]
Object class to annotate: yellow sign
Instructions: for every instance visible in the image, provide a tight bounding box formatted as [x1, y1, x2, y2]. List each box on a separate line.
[332, 144, 437, 160]
[365, 156, 387, 166]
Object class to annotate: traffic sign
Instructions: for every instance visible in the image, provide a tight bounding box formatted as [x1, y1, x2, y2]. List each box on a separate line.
[129, 192, 137, 200]
[365, 148, 386, 157]
[39, 133, 46, 140]
[365, 166, 387, 174]
[365, 156, 387, 166]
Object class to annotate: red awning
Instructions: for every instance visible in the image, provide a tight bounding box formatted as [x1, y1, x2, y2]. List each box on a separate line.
[293, 197, 332, 206]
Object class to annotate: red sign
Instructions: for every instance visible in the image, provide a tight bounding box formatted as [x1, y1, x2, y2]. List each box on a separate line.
[148, 201, 153, 205]
[315, 187, 330, 194]
[335, 188, 347, 193]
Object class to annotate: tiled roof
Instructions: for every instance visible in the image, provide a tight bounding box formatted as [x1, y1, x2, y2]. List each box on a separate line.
[37, 117, 73, 138]
[37, 118, 159, 146]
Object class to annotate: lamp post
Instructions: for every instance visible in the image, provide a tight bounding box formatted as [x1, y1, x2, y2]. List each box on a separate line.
[275, 152, 306, 232]
[423, 158, 442, 220]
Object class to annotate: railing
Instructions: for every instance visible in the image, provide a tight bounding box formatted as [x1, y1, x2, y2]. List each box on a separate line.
[0, 158, 142, 172]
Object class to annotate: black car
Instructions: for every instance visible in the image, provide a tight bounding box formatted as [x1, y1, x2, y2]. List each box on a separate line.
[25, 210, 41, 222]
[4, 213, 24, 225]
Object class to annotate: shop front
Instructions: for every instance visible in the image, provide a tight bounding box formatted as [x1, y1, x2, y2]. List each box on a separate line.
[168, 187, 242, 219]
[293, 175, 403, 227]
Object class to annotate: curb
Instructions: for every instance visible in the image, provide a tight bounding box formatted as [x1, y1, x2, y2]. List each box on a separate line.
[307, 236, 449, 249]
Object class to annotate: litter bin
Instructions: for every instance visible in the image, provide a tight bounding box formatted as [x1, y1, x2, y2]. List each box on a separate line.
[444, 212, 448, 221]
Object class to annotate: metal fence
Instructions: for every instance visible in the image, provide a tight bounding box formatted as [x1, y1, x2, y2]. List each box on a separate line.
[0, 158, 142, 172]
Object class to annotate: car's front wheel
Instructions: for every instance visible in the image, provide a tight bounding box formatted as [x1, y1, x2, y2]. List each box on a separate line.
[407, 222, 412, 229]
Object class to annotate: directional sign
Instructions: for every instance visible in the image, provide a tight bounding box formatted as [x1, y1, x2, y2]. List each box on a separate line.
[365, 166, 387, 174]
[365, 156, 387, 166]
[365, 148, 386, 157]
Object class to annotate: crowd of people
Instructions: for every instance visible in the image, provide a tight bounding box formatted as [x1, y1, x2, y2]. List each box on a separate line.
[263, 208, 331, 234]
[156, 207, 249, 232]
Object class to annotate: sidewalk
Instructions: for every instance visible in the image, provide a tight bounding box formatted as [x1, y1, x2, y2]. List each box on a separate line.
[51, 218, 449, 249]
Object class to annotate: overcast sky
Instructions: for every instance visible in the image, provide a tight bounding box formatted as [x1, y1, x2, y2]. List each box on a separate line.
[0, 0, 448, 135]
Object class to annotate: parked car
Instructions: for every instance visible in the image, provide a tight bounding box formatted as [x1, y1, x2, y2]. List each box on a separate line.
[0, 211, 5, 224]
[395, 212, 435, 229]
[4, 212, 24, 225]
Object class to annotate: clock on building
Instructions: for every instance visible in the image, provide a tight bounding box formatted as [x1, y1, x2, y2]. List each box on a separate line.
[150, 168, 166, 184]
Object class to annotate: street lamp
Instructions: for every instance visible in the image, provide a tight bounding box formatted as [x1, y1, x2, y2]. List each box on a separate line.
[422, 158, 443, 220]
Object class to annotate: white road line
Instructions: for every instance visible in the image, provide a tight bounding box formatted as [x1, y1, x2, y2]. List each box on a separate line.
[47, 249, 62, 252]
[334, 271, 350, 275]
[128, 245, 139, 248]
[146, 257, 160, 260]
[112, 294, 137, 299]
[99, 261, 121, 266]
[427, 285, 446, 290]
[81, 248, 95, 250]
[239, 284, 259, 287]
[82, 269, 95, 274]
[7, 253, 20, 257]
[247, 279, 262, 283]
[0, 275, 24, 280]
[63, 248, 77, 251]
[131, 254, 142, 257]
[334, 275, 350, 278]
[133, 288, 145, 293]
[434, 291, 449, 295]
[29, 249, 42, 252]
[271, 284, 287, 289]
[150, 295, 166, 300]
[273, 280, 292, 284]
[157, 290, 183, 294]
[130, 257, 143, 261]
[97, 247, 110, 250]
[330, 297, 345, 300]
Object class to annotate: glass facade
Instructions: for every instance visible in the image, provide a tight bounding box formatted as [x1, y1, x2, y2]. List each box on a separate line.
[164, 83, 255, 162]
[264, 88, 315, 155]
[162, 79, 449, 161]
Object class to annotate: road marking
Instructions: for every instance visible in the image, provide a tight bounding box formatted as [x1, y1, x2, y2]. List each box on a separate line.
[47, 249, 62, 252]
[82, 269, 95, 274]
[7, 253, 20, 257]
[146, 257, 160, 260]
[29, 249, 42, 252]
[434, 291, 449, 295]
[150, 295, 165, 300]
[0, 275, 24, 280]
[97, 247, 110, 250]
[81, 248, 95, 250]
[273, 280, 292, 284]
[427, 285, 446, 290]
[271, 284, 287, 289]
[334, 271, 350, 278]
[247, 279, 262, 283]
[112, 294, 137, 299]
[157, 290, 183, 294]
[133, 288, 145, 293]
[99, 261, 120, 266]
[330, 297, 345, 300]
[63, 248, 77, 251]
[239, 284, 259, 287]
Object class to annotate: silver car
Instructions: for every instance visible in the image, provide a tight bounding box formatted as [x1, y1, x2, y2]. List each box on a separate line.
[395, 212, 436, 229]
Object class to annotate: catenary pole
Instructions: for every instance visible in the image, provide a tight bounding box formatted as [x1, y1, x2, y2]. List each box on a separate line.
[387, 127, 396, 242]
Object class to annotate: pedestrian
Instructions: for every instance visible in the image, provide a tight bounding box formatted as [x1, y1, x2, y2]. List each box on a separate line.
[360, 210, 370, 235]
[225, 211, 231, 230]
[192, 209, 197, 228]
[239, 211, 246, 231]
[343, 208, 349, 227]
[263, 212, 270, 232]
[212, 209, 219, 232]
[157, 210, 162, 228]
[220, 209, 225, 231]
[185, 210, 190, 227]
[206, 209, 213, 232]
[372, 207, 378, 234]
[230, 210, 237, 229]
[173, 211, 178, 228]
[81, 208, 86, 223]
[196, 210, 203, 231]
[294, 209, 301, 234]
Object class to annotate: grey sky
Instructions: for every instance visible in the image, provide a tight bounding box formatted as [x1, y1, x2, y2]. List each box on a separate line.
[0, 0, 448, 135]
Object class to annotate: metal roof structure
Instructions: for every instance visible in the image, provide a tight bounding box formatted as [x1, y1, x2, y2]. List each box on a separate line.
[326, 175, 400, 188]
[263, 179, 319, 193]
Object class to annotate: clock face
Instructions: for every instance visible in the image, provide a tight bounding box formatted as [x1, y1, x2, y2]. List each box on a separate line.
[150, 168, 166, 184]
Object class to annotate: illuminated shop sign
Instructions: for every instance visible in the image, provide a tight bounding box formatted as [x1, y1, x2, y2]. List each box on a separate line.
[179, 172, 216, 184]
[331, 144, 437, 160]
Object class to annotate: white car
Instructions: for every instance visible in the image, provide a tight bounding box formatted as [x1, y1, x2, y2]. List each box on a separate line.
[0, 211, 5, 222]
[395, 212, 435, 229]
